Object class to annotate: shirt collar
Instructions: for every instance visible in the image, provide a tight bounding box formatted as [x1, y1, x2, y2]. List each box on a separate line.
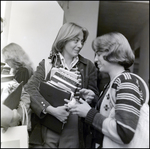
[58, 52, 79, 70]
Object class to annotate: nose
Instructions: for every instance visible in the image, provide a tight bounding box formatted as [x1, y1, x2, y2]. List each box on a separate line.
[94, 54, 98, 63]
[77, 41, 83, 48]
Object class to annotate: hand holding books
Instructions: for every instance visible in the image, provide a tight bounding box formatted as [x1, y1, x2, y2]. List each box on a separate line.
[64, 88, 96, 113]
[39, 67, 87, 133]
[39, 80, 72, 133]
[45, 105, 69, 123]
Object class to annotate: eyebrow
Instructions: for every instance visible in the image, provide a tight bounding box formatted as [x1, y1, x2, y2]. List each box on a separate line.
[73, 37, 83, 42]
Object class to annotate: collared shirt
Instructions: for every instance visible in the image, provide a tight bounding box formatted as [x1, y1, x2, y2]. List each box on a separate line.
[58, 52, 79, 71]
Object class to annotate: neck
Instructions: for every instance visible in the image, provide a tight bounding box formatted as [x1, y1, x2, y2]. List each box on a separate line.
[108, 65, 125, 81]
[61, 52, 73, 66]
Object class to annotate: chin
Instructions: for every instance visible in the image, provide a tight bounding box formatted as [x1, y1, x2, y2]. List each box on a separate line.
[99, 67, 105, 72]
[73, 53, 78, 57]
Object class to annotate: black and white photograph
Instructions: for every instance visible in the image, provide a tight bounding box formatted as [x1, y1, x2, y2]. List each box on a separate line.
[1, 1, 149, 148]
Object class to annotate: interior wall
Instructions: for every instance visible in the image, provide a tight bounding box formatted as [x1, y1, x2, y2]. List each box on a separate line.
[1, 1, 12, 51]
[62, 1, 99, 63]
[1, 1, 64, 70]
[130, 21, 149, 86]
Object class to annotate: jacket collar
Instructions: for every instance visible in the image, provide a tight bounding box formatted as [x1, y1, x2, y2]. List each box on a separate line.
[78, 54, 88, 65]
[50, 54, 88, 66]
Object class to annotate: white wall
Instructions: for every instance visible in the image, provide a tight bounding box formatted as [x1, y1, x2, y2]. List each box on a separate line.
[1, 1, 12, 51]
[62, 1, 99, 63]
[1, 1, 64, 70]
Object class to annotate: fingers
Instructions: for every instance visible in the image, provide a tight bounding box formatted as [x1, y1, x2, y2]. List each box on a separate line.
[79, 98, 85, 104]
[71, 111, 78, 115]
[69, 109, 78, 115]
[86, 96, 94, 100]
[64, 98, 70, 103]
[79, 88, 88, 94]
[60, 117, 68, 123]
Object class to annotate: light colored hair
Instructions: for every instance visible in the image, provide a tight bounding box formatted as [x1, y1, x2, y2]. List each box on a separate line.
[50, 22, 89, 57]
[2, 43, 33, 73]
[92, 32, 135, 69]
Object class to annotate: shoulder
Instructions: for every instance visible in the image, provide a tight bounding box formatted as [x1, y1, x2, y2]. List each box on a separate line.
[78, 54, 95, 67]
[112, 72, 140, 89]
[16, 67, 29, 74]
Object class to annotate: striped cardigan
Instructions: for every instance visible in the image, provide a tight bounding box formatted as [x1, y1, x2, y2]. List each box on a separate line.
[85, 72, 143, 145]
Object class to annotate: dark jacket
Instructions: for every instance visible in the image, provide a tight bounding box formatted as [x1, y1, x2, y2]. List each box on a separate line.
[24, 54, 99, 148]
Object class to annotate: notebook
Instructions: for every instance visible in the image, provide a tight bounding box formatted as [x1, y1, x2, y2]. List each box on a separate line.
[3, 81, 23, 110]
[39, 81, 71, 133]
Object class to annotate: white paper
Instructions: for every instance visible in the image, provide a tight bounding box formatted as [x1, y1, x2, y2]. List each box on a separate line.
[1, 125, 28, 148]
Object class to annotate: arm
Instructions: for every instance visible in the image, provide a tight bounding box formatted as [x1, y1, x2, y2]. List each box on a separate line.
[24, 59, 69, 122]
[17, 87, 31, 122]
[24, 59, 50, 118]
[1, 104, 21, 131]
[1, 104, 14, 128]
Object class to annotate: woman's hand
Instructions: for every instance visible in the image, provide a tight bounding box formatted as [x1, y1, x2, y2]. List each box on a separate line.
[79, 88, 95, 104]
[1, 105, 21, 132]
[46, 105, 69, 123]
[9, 109, 21, 127]
[64, 98, 91, 118]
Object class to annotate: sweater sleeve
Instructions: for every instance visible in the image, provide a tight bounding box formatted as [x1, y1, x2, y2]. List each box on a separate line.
[111, 73, 142, 144]
[24, 59, 50, 118]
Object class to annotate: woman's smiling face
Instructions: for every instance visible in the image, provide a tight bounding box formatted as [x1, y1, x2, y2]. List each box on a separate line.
[94, 52, 110, 73]
[62, 31, 84, 58]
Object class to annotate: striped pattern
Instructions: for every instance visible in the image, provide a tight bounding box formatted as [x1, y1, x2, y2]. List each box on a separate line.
[55, 72, 78, 86]
[53, 53, 83, 99]
[112, 72, 143, 143]
[51, 74, 77, 93]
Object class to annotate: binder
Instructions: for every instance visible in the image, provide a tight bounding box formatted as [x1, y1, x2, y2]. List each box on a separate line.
[3, 81, 23, 110]
[39, 81, 71, 134]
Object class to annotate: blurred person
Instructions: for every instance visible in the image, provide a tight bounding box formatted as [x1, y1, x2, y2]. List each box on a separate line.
[24, 22, 99, 148]
[1, 26, 32, 134]
[2, 43, 34, 86]
[66, 32, 147, 148]
[1, 81, 31, 132]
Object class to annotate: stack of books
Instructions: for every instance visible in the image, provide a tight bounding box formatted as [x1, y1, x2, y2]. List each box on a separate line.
[39, 67, 79, 134]
[49, 67, 79, 94]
